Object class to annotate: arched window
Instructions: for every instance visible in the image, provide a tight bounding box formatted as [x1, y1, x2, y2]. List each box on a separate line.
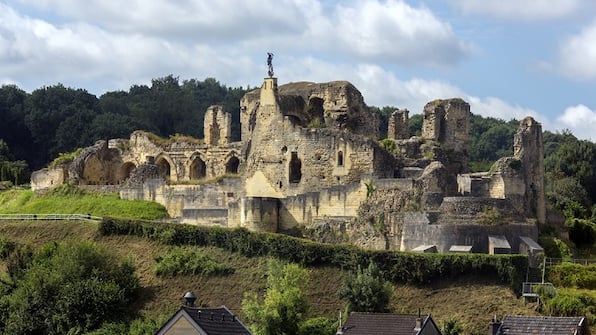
[190, 157, 206, 179]
[120, 162, 136, 183]
[289, 152, 302, 183]
[337, 151, 344, 167]
[226, 156, 240, 174]
[156, 158, 171, 180]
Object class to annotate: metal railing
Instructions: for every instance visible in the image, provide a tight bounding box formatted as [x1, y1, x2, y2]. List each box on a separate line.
[0, 214, 102, 222]
[544, 257, 596, 266]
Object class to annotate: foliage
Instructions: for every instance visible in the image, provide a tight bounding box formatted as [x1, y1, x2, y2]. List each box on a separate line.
[99, 218, 528, 290]
[153, 247, 234, 277]
[0, 140, 29, 185]
[544, 134, 596, 203]
[0, 237, 16, 259]
[337, 262, 392, 313]
[0, 241, 139, 335]
[547, 263, 596, 289]
[540, 290, 595, 323]
[440, 317, 464, 335]
[379, 138, 398, 155]
[565, 218, 596, 249]
[365, 180, 377, 198]
[0, 188, 168, 220]
[243, 259, 309, 335]
[307, 118, 326, 129]
[538, 236, 573, 259]
[49, 148, 83, 167]
[298, 317, 336, 335]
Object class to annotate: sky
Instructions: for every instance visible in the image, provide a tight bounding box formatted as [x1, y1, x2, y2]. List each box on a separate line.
[1, 0, 596, 141]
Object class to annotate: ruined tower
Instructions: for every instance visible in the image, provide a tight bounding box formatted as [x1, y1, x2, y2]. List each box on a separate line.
[514, 116, 546, 224]
[388, 109, 409, 140]
[204, 105, 231, 146]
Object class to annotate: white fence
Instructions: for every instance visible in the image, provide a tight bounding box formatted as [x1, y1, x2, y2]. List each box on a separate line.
[0, 214, 102, 222]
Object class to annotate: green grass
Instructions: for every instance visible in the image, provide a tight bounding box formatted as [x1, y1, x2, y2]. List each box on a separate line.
[0, 187, 168, 220]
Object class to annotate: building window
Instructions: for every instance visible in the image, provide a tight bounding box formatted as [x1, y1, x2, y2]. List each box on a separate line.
[337, 151, 344, 166]
[289, 152, 302, 183]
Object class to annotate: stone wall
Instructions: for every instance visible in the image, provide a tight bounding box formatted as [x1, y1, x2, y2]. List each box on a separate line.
[388, 109, 409, 140]
[204, 105, 231, 146]
[514, 117, 546, 223]
[120, 177, 243, 219]
[31, 166, 67, 191]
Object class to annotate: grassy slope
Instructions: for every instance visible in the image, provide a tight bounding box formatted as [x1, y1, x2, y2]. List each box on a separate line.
[0, 188, 168, 220]
[0, 220, 542, 335]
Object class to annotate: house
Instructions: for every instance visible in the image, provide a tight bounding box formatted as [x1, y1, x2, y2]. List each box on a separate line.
[155, 292, 253, 335]
[337, 311, 442, 335]
[489, 315, 591, 335]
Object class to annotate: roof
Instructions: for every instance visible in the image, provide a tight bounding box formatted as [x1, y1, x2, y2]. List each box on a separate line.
[155, 305, 253, 335]
[499, 315, 587, 335]
[340, 312, 439, 335]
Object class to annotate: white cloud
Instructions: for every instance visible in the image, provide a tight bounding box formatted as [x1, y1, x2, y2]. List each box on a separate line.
[325, 0, 470, 66]
[449, 0, 584, 21]
[558, 21, 596, 80]
[555, 104, 596, 140]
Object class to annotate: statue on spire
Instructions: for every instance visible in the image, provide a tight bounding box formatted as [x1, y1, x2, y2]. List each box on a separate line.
[267, 52, 274, 78]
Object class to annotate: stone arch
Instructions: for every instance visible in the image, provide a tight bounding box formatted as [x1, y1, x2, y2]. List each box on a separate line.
[155, 155, 173, 180]
[289, 152, 302, 183]
[82, 154, 105, 185]
[189, 156, 207, 180]
[225, 156, 240, 174]
[119, 162, 136, 183]
[307, 97, 325, 121]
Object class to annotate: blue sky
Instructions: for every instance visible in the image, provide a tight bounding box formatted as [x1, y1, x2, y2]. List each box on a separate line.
[1, 0, 596, 140]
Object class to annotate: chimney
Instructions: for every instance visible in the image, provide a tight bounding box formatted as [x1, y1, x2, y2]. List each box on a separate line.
[183, 291, 197, 307]
[335, 310, 344, 335]
[489, 315, 501, 335]
[414, 309, 422, 335]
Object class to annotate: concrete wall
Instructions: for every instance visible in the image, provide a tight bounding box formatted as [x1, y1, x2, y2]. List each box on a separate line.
[398, 222, 538, 253]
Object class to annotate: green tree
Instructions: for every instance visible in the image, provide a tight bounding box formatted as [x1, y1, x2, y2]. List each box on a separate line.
[0, 241, 139, 335]
[440, 317, 464, 335]
[0, 140, 29, 185]
[242, 259, 309, 335]
[337, 262, 392, 313]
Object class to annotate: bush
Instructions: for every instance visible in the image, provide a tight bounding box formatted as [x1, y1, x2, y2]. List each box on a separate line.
[543, 291, 595, 321]
[99, 218, 528, 291]
[547, 263, 596, 289]
[154, 248, 234, 277]
[0, 237, 16, 259]
[0, 241, 139, 335]
[298, 317, 337, 335]
[538, 236, 572, 259]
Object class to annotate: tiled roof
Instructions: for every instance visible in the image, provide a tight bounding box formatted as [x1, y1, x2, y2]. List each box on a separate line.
[500, 315, 586, 335]
[341, 312, 431, 335]
[182, 306, 253, 335]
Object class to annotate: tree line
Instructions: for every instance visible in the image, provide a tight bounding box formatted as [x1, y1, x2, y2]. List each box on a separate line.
[0, 76, 248, 174]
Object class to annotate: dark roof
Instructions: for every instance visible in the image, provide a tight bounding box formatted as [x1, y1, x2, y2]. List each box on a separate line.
[156, 305, 252, 335]
[341, 312, 436, 335]
[500, 315, 587, 335]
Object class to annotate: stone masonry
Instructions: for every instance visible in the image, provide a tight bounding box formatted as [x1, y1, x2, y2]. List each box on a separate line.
[388, 109, 409, 140]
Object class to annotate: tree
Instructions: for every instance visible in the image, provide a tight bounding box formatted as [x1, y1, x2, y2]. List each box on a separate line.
[0, 241, 139, 335]
[337, 262, 392, 313]
[0, 140, 29, 185]
[440, 318, 464, 335]
[242, 259, 309, 335]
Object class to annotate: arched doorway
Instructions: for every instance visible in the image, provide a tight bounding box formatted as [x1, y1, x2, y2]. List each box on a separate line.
[190, 157, 206, 180]
[156, 157, 171, 180]
[226, 156, 240, 174]
[120, 162, 136, 183]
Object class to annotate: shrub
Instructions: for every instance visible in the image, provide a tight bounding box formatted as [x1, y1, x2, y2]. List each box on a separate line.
[0, 237, 16, 259]
[538, 236, 572, 259]
[547, 263, 596, 289]
[99, 218, 528, 290]
[154, 248, 234, 277]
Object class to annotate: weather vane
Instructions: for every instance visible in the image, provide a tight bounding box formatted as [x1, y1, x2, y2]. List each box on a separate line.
[267, 52, 274, 78]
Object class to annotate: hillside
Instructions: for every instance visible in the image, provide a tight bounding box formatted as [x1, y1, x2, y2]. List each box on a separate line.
[0, 219, 542, 335]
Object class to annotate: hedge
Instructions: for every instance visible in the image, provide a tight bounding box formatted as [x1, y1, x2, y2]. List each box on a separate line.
[99, 217, 527, 291]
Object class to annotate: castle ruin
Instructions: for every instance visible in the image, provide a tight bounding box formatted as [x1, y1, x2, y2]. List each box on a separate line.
[31, 71, 545, 256]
